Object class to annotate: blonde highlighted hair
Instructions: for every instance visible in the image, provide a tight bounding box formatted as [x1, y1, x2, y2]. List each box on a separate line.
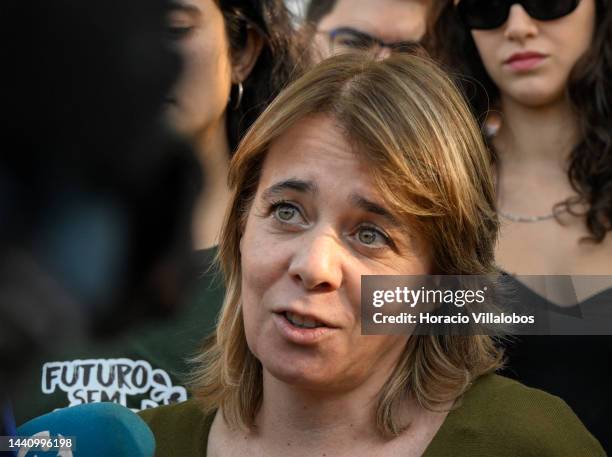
[191, 52, 503, 437]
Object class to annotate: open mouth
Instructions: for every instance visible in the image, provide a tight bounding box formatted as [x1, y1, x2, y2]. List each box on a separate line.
[273, 311, 335, 343]
[283, 311, 327, 329]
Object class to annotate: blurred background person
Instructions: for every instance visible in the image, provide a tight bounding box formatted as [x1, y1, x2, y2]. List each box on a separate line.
[12, 0, 303, 424]
[303, 0, 431, 62]
[428, 0, 612, 449]
[142, 52, 604, 457]
[166, 0, 300, 250]
[1, 0, 201, 430]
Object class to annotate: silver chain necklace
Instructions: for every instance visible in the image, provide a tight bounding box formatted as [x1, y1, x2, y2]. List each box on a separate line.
[497, 210, 557, 223]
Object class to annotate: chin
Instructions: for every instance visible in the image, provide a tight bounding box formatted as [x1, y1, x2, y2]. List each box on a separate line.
[259, 350, 333, 389]
[506, 82, 565, 108]
[164, 109, 188, 134]
[269, 367, 325, 388]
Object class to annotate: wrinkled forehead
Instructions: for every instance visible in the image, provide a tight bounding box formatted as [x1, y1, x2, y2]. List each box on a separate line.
[253, 115, 421, 229]
[239, 114, 431, 256]
[320, 0, 430, 42]
[256, 115, 376, 196]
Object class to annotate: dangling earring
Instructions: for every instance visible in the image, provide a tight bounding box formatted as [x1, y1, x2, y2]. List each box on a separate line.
[232, 82, 244, 110]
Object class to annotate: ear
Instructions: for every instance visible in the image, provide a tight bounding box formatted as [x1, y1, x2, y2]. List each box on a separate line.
[232, 27, 265, 83]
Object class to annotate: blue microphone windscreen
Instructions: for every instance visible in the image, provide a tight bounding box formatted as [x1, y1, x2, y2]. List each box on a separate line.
[17, 402, 155, 457]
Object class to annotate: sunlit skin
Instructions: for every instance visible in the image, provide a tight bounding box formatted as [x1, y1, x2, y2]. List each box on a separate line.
[469, 0, 596, 107]
[456, 0, 612, 283]
[312, 0, 430, 61]
[207, 115, 449, 457]
[240, 115, 431, 392]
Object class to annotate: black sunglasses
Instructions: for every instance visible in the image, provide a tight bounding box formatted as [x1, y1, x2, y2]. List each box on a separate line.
[457, 0, 580, 30]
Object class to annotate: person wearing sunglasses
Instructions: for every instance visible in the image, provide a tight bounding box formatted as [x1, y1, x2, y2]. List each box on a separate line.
[428, 0, 612, 450]
[304, 0, 430, 62]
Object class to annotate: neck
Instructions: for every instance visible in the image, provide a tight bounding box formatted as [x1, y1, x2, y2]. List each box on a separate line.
[251, 367, 420, 454]
[192, 117, 232, 250]
[493, 94, 581, 216]
[494, 94, 578, 169]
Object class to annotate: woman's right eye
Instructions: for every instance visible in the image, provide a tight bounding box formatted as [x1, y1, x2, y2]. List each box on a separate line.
[165, 25, 194, 40]
[271, 202, 305, 225]
[165, 10, 195, 40]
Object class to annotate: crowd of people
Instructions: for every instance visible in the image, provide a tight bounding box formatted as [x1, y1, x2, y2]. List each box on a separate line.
[8, 0, 611, 455]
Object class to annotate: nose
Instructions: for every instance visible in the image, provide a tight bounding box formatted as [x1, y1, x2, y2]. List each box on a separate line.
[504, 4, 538, 42]
[288, 230, 344, 292]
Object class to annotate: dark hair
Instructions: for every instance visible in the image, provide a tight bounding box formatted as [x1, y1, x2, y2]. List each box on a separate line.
[305, 0, 337, 25]
[426, 0, 612, 242]
[219, 0, 303, 152]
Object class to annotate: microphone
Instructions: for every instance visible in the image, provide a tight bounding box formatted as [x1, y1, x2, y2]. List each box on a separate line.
[15, 402, 154, 457]
[1, 400, 17, 457]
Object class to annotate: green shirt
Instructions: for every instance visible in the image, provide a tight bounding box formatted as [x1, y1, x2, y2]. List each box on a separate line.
[139, 374, 605, 457]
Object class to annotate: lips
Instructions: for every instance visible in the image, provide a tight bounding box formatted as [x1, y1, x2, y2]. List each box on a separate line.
[271, 307, 342, 345]
[272, 311, 337, 344]
[504, 51, 546, 71]
[284, 311, 325, 329]
[274, 309, 338, 329]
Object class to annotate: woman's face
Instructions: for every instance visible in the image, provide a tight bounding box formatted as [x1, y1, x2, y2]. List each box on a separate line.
[240, 115, 432, 392]
[467, 0, 596, 107]
[164, 0, 233, 137]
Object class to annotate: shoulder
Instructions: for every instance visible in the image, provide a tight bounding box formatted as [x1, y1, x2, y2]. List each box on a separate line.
[139, 399, 207, 427]
[429, 374, 605, 457]
[139, 400, 213, 457]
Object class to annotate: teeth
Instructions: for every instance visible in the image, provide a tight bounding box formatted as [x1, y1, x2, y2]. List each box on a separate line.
[287, 312, 304, 326]
[302, 318, 317, 328]
[286, 312, 322, 329]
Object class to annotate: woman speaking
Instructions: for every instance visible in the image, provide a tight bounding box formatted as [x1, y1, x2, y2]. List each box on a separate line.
[140, 53, 604, 456]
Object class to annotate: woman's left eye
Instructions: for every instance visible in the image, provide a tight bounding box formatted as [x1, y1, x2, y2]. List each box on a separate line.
[356, 226, 391, 248]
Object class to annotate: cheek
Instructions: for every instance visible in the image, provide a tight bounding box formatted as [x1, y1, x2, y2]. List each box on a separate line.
[342, 335, 408, 382]
[571, 0, 597, 53]
[185, 41, 231, 103]
[555, 25, 594, 73]
[240, 260, 270, 358]
[471, 31, 500, 75]
[241, 226, 288, 297]
[170, 32, 232, 132]
[241, 249, 271, 323]
[240, 223, 291, 340]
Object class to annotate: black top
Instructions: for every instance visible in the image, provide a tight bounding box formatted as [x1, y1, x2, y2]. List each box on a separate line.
[499, 277, 612, 452]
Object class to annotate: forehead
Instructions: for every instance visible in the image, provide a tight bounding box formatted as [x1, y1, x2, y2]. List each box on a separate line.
[319, 0, 429, 42]
[258, 115, 378, 198]
[170, 0, 216, 12]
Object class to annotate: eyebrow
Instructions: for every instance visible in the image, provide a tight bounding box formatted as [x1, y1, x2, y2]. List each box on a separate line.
[168, 0, 201, 16]
[349, 193, 399, 226]
[261, 179, 318, 200]
[260, 181, 399, 226]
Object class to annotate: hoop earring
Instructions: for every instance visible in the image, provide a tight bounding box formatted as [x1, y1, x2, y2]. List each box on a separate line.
[232, 82, 243, 110]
